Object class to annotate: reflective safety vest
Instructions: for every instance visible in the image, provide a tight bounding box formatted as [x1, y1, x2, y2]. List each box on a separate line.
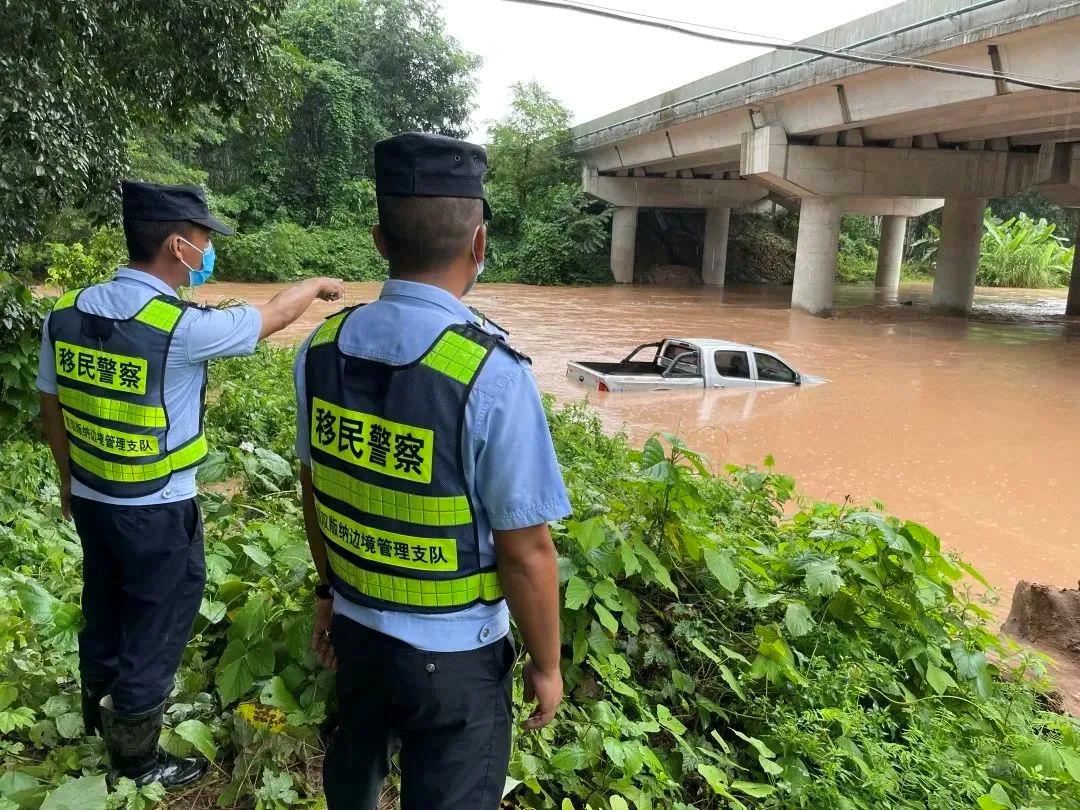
[48, 288, 208, 498]
[305, 307, 513, 613]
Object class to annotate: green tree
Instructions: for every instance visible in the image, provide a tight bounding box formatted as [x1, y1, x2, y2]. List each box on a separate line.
[487, 81, 579, 211]
[0, 0, 288, 259]
[485, 83, 610, 284]
[281, 0, 479, 137]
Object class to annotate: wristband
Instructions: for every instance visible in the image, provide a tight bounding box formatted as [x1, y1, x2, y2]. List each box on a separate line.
[315, 583, 333, 600]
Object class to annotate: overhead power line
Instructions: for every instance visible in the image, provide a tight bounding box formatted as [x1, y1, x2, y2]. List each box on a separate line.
[501, 0, 1080, 94]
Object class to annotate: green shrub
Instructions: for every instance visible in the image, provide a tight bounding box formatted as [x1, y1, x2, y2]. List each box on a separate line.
[44, 227, 127, 292]
[215, 222, 385, 283]
[4, 345, 1080, 808]
[979, 213, 1074, 288]
[0, 273, 51, 433]
[509, 184, 611, 286]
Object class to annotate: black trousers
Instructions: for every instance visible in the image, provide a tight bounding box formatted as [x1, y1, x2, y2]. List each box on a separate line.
[323, 615, 515, 810]
[71, 496, 206, 714]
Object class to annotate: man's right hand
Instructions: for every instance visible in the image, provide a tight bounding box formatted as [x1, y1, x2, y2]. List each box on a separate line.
[257, 277, 346, 340]
[522, 659, 562, 730]
[308, 277, 346, 303]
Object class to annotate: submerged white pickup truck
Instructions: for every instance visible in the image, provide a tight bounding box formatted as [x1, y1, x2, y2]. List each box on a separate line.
[567, 338, 826, 393]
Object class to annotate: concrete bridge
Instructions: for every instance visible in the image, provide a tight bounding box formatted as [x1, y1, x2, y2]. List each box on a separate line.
[569, 0, 1080, 316]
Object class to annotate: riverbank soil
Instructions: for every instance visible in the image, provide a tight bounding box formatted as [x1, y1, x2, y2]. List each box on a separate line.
[1003, 581, 1080, 714]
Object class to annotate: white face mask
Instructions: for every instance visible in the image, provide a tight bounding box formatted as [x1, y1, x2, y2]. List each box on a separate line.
[465, 224, 485, 295]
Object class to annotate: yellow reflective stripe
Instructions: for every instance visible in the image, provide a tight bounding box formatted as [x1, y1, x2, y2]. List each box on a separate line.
[69, 435, 208, 483]
[421, 331, 488, 385]
[310, 311, 348, 348]
[63, 411, 159, 457]
[311, 461, 470, 527]
[311, 397, 433, 485]
[134, 299, 183, 332]
[59, 387, 166, 428]
[327, 546, 502, 608]
[55, 341, 148, 395]
[315, 497, 457, 572]
[52, 289, 83, 311]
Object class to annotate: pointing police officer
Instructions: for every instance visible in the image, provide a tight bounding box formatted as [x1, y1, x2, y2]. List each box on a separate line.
[36, 181, 346, 789]
[294, 133, 570, 809]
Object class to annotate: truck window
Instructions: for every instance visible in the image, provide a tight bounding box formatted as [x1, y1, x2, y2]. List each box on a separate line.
[754, 353, 797, 383]
[714, 350, 750, 379]
[660, 343, 699, 375]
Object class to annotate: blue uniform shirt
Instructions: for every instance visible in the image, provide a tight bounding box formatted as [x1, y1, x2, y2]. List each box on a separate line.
[36, 268, 262, 506]
[294, 279, 571, 652]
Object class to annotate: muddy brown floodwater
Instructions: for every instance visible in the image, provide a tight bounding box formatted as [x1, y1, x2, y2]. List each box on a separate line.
[197, 280, 1080, 618]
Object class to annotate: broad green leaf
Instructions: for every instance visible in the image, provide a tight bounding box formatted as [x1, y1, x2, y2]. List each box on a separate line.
[174, 719, 217, 761]
[956, 558, 990, 587]
[718, 665, 745, 700]
[594, 603, 619, 636]
[733, 729, 776, 759]
[696, 763, 728, 793]
[703, 548, 740, 593]
[802, 559, 844, 596]
[1061, 748, 1080, 782]
[572, 517, 605, 551]
[561, 800, 576, 810]
[200, 598, 227, 624]
[0, 684, 16, 712]
[564, 576, 592, 610]
[240, 543, 271, 568]
[54, 712, 82, 740]
[247, 638, 275, 677]
[977, 783, 1015, 809]
[261, 676, 300, 712]
[592, 578, 620, 608]
[691, 637, 721, 663]
[40, 775, 107, 810]
[950, 642, 987, 680]
[925, 663, 957, 696]
[609, 797, 629, 810]
[550, 743, 588, 771]
[731, 781, 775, 798]
[216, 640, 254, 706]
[1017, 741, 1062, 775]
[230, 594, 269, 640]
[784, 602, 815, 638]
[642, 436, 666, 468]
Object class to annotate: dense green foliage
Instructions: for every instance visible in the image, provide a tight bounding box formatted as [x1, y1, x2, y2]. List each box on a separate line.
[909, 212, 1076, 289]
[0, 0, 287, 256]
[484, 83, 612, 285]
[0, 276, 51, 432]
[3, 331, 1080, 808]
[979, 214, 1075, 288]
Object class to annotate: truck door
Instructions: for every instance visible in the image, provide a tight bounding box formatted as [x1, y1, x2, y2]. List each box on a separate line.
[712, 349, 755, 388]
[753, 352, 799, 388]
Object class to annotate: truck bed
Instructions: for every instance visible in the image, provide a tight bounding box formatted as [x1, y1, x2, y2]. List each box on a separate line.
[567, 360, 703, 392]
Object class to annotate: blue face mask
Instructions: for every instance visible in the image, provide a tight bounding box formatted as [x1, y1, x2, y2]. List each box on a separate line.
[179, 237, 216, 287]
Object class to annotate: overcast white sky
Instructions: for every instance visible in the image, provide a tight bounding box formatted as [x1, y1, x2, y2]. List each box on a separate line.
[440, 0, 900, 140]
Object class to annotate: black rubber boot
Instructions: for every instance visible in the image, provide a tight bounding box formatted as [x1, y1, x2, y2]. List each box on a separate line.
[80, 680, 109, 737]
[99, 698, 209, 790]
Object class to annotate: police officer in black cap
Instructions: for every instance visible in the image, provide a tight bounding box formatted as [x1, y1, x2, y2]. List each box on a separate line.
[294, 133, 570, 808]
[36, 181, 345, 789]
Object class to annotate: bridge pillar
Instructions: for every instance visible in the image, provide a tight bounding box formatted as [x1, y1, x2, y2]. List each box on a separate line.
[1068, 231, 1080, 317]
[792, 197, 842, 316]
[610, 206, 638, 284]
[702, 206, 731, 286]
[874, 215, 907, 304]
[931, 197, 987, 314]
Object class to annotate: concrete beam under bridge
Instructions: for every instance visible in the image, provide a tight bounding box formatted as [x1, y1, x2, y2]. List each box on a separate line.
[841, 197, 943, 218]
[584, 172, 767, 209]
[741, 126, 1054, 200]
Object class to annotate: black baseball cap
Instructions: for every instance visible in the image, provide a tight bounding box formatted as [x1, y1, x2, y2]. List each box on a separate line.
[374, 132, 492, 220]
[121, 180, 235, 236]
